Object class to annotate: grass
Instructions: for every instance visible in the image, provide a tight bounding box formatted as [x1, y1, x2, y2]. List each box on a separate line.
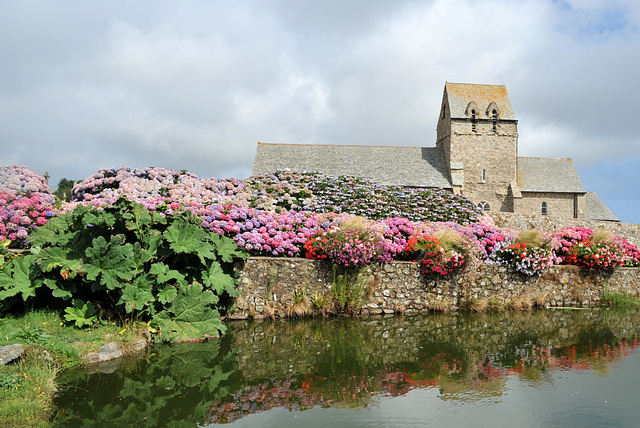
[0, 309, 147, 428]
[601, 290, 640, 307]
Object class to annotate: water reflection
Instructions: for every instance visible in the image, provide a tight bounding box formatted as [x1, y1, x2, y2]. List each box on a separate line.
[53, 308, 640, 426]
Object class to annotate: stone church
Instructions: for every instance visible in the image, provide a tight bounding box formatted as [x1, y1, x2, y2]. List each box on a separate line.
[252, 83, 618, 221]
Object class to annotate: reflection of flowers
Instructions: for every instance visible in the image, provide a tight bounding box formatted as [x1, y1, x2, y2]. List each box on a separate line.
[205, 336, 640, 424]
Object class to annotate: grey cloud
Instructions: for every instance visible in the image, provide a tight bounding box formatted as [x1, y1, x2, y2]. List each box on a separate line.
[1, 0, 639, 222]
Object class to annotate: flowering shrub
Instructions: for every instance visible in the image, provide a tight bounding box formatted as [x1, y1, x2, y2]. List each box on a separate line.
[0, 165, 50, 194]
[467, 221, 515, 259]
[71, 166, 245, 204]
[549, 227, 594, 262]
[565, 240, 625, 270]
[403, 231, 468, 275]
[489, 240, 554, 276]
[6, 164, 639, 276]
[245, 170, 482, 224]
[197, 204, 325, 257]
[614, 237, 640, 267]
[305, 227, 385, 267]
[0, 191, 56, 247]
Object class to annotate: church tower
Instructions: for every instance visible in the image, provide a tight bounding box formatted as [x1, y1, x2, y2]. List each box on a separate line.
[436, 83, 519, 212]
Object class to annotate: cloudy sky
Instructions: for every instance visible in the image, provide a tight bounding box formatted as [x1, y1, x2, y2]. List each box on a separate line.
[1, 0, 639, 222]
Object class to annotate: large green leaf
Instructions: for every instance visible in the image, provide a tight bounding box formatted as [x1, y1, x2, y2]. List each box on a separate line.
[123, 204, 153, 233]
[163, 219, 207, 255]
[200, 260, 237, 298]
[210, 233, 248, 263]
[141, 230, 163, 258]
[27, 216, 74, 247]
[63, 299, 99, 328]
[0, 255, 42, 301]
[156, 284, 178, 305]
[149, 262, 187, 286]
[43, 278, 77, 300]
[35, 246, 84, 276]
[81, 210, 117, 229]
[118, 277, 154, 314]
[84, 235, 135, 290]
[153, 283, 225, 342]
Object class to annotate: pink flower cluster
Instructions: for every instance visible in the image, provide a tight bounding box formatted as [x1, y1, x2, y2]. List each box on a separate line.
[0, 165, 50, 194]
[198, 204, 325, 257]
[71, 166, 246, 205]
[0, 191, 56, 247]
[548, 227, 594, 262]
[614, 237, 640, 267]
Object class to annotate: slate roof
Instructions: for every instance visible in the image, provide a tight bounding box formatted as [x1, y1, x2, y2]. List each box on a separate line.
[445, 83, 516, 120]
[585, 192, 619, 221]
[517, 157, 585, 193]
[252, 143, 452, 188]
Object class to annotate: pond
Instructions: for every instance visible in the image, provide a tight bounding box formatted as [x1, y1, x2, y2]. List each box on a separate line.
[52, 308, 640, 427]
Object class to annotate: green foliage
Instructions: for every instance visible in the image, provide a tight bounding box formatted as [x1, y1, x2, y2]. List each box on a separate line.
[153, 283, 226, 343]
[331, 265, 369, 314]
[0, 373, 23, 390]
[0, 239, 11, 268]
[0, 198, 247, 341]
[0, 255, 43, 302]
[9, 326, 52, 343]
[53, 339, 236, 426]
[53, 178, 79, 202]
[63, 299, 100, 328]
[601, 290, 640, 307]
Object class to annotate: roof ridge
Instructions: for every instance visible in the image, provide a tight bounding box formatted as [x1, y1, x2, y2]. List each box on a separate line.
[257, 142, 425, 149]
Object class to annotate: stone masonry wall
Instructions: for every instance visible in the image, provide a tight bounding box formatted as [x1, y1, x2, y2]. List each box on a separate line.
[518, 192, 577, 219]
[230, 257, 640, 320]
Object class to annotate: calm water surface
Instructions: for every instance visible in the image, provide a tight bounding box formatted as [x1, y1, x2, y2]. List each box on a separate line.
[53, 308, 640, 427]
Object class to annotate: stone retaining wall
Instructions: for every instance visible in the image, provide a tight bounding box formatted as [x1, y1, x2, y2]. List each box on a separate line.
[230, 257, 640, 319]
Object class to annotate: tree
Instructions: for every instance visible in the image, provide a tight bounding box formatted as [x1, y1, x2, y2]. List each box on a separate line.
[53, 178, 78, 201]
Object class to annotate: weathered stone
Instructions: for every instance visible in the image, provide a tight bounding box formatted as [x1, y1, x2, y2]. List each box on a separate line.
[0, 344, 24, 365]
[131, 339, 149, 353]
[231, 257, 640, 319]
[84, 342, 124, 365]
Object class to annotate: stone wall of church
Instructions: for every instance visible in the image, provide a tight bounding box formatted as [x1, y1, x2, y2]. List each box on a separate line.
[446, 120, 518, 212]
[518, 192, 578, 219]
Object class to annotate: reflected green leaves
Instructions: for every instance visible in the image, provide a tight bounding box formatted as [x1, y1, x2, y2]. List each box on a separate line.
[53, 309, 640, 426]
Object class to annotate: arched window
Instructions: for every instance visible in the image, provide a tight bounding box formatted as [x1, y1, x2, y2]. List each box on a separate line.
[478, 202, 490, 212]
[542, 202, 548, 216]
[471, 110, 477, 132]
[482, 169, 487, 182]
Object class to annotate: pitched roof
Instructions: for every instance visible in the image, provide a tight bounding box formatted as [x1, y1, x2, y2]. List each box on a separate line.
[517, 157, 585, 193]
[444, 83, 516, 120]
[252, 143, 452, 188]
[585, 192, 619, 221]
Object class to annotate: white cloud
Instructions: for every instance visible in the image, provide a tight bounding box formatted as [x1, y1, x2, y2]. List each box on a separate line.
[0, 0, 639, 221]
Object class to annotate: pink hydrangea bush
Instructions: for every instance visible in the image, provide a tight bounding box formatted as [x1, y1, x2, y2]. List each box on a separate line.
[303, 216, 407, 267]
[71, 166, 246, 205]
[549, 227, 594, 262]
[0, 165, 50, 194]
[0, 191, 56, 247]
[614, 237, 640, 267]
